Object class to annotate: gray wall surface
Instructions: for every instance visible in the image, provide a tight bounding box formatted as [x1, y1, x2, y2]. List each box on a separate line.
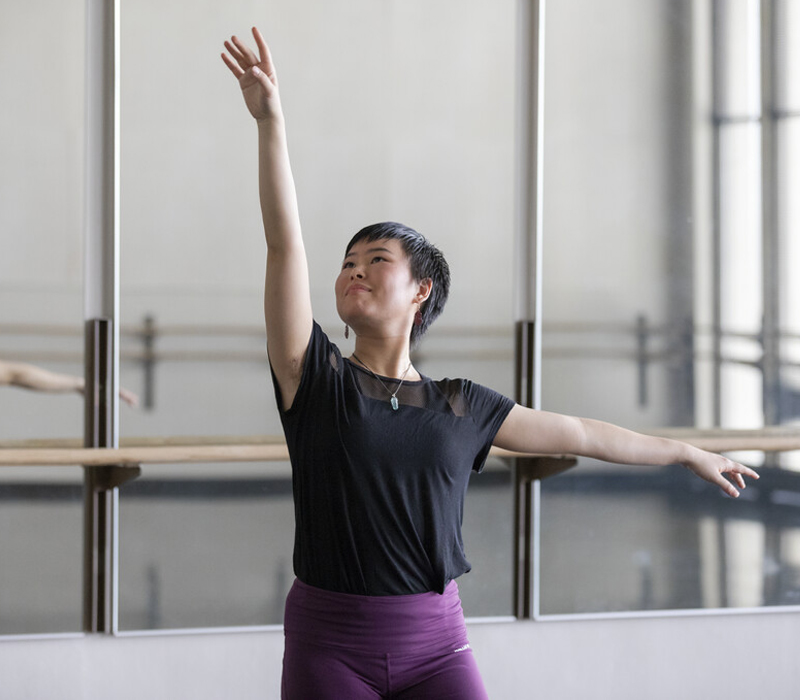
[1, 611, 798, 699]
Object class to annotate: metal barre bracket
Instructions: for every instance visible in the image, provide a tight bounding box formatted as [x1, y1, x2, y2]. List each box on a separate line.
[84, 464, 141, 490]
[83, 463, 140, 634]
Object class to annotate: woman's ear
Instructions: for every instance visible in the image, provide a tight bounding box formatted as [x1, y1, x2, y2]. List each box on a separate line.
[415, 278, 433, 305]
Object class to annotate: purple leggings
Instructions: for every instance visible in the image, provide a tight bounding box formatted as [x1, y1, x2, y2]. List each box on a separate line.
[281, 578, 489, 699]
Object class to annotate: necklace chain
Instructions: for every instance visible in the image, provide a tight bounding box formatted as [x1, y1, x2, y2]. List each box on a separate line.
[351, 353, 412, 411]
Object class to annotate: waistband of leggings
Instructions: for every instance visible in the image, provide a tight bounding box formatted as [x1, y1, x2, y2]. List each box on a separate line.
[283, 578, 469, 656]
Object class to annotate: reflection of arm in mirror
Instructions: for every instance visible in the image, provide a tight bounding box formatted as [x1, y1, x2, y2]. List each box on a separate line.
[0, 359, 82, 394]
[222, 27, 312, 412]
[493, 404, 759, 498]
[0, 359, 138, 407]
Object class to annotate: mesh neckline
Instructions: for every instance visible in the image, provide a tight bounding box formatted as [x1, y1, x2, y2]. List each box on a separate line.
[344, 357, 427, 385]
[343, 357, 467, 415]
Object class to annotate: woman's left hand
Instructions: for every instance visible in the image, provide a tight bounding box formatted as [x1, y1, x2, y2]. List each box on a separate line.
[222, 27, 283, 123]
[683, 451, 759, 498]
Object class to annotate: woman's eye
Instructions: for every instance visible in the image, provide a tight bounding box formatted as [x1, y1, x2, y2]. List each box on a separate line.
[342, 261, 354, 269]
[371, 256, 385, 263]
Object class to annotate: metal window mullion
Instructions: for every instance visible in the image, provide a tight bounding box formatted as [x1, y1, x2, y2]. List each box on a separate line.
[513, 0, 546, 620]
[761, 0, 782, 435]
[711, 0, 725, 427]
[83, 0, 122, 635]
[514, 0, 546, 380]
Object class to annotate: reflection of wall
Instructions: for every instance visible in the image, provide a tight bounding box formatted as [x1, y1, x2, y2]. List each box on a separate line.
[541, 0, 695, 430]
[0, 1, 85, 300]
[541, 492, 677, 614]
[119, 0, 516, 340]
[0, 2, 86, 438]
[0, 496, 82, 634]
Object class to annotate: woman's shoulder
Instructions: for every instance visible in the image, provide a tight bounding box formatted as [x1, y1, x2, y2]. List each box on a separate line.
[430, 375, 514, 415]
[309, 321, 344, 374]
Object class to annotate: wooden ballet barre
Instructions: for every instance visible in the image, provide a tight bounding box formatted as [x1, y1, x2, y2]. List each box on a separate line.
[0, 430, 558, 467]
[644, 426, 800, 454]
[0, 444, 560, 468]
[1, 427, 799, 468]
[0, 435, 287, 449]
[0, 443, 290, 467]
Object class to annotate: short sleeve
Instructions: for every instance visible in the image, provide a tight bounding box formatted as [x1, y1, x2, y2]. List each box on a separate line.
[463, 380, 515, 472]
[269, 321, 341, 415]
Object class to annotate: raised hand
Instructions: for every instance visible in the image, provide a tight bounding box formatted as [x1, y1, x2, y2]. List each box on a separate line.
[222, 27, 282, 122]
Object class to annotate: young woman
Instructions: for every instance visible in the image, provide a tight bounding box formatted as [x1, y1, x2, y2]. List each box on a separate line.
[222, 27, 758, 700]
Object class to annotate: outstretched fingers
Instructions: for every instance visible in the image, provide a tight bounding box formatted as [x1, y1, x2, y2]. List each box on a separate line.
[718, 458, 759, 498]
[222, 27, 282, 121]
[222, 28, 277, 89]
[231, 34, 259, 66]
[251, 26, 277, 79]
[726, 459, 759, 482]
[223, 37, 252, 72]
[221, 49, 245, 79]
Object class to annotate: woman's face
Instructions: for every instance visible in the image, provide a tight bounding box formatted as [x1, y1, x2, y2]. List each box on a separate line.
[335, 238, 424, 338]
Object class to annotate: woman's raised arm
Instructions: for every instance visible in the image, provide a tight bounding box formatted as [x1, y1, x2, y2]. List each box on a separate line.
[222, 27, 313, 410]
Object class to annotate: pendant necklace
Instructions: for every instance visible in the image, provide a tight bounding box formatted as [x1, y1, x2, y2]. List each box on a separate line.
[351, 353, 412, 411]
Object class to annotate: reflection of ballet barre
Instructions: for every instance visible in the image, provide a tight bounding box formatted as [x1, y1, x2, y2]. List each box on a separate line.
[3, 320, 799, 339]
[4, 317, 800, 414]
[5, 348, 800, 368]
[4, 318, 799, 369]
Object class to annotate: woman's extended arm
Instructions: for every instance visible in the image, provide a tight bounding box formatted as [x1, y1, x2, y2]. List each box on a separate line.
[493, 404, 759, 498]
[222, 27, 312, 410]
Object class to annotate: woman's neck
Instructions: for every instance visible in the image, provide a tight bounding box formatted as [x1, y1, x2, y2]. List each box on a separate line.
[350, 334, 417, 379]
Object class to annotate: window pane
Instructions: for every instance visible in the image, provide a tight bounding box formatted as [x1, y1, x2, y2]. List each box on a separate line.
[0, 2, 85, 441]
[537, 0, 800, 615]
[775, 0, 800, 112]
[0, 1, 85, 637]
[714, 0, 761, 118]
[0, 468, 83, 635]
[118, 465, 294, 630]
[117, 0, 517, 629]
[460, 462, 513, 617]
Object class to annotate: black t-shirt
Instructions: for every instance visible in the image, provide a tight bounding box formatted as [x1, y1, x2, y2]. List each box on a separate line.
[272, 322, 515, 595]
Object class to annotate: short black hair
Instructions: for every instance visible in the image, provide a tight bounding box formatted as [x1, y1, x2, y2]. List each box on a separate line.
[345, 222, 450, 344]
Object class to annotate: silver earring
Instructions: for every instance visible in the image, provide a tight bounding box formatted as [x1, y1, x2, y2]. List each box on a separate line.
[344, 324, 350, 339]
